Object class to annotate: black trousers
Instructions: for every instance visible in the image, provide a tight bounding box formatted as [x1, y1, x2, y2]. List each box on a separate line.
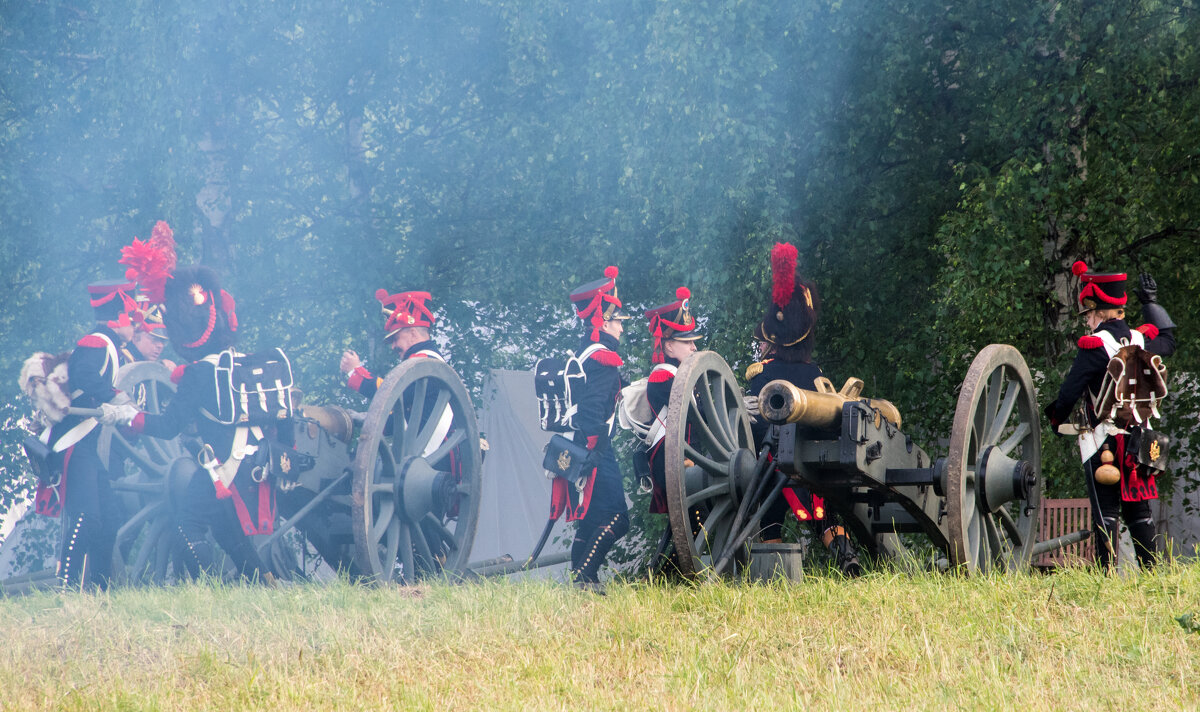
[57, 435, 119, 590]
[570, 451, 629, 583]
[1086, 445, 1158, 570]
[175, 465, 269, 581]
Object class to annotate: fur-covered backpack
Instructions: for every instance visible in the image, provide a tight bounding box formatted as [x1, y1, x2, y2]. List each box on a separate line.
[1091, 331, 1168, 429]
[18, 352, 73, 425]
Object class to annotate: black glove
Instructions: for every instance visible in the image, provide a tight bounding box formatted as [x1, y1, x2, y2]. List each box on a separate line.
[584, 446, 603, 473]
[1135, 272, 1158, 304]
[1043, 402, 1063, 434]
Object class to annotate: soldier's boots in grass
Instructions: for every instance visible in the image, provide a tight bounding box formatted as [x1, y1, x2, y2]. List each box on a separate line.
[822, 526, 863, 578]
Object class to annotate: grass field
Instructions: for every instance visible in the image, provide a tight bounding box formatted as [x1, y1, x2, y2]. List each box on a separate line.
[1, 564, 1198, 711]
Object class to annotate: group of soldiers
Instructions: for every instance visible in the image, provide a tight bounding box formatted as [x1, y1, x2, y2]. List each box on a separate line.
[24, 224, 1179, 591]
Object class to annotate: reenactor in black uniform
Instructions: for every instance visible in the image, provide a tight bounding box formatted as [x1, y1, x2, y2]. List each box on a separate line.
[36, 280, 142, 590]
[340, 289, 444, 398]
[744, 242, 862, 576]
[643, 287, 702, 520]
[564, 266, 632, 590]
[1045, 262, 1176, 570]
[127, 265, 272, 581]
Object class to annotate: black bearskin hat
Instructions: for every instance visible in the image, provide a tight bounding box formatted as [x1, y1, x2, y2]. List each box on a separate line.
[754, 242, 820, 362]
[163, 265, 238, 360]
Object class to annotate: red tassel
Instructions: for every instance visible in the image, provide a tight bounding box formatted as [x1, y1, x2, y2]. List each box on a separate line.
[1072, 260, 1089, 277]
[770, 243, 798, 307]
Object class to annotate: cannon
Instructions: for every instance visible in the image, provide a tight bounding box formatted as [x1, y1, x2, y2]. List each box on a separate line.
[7, 355, 483, 589]
[658, 345, 1065, 578]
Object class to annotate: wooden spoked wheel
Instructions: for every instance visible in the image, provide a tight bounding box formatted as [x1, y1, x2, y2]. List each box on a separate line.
[945, 345, 1042, 573]
[662, 351, 760, 578]
[99, 361, 192, 585]
[352, 358, 482, 583]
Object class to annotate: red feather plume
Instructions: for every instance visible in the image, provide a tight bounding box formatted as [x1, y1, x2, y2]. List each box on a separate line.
[120, 221, 177, 304]
[770, 242, 798, 308]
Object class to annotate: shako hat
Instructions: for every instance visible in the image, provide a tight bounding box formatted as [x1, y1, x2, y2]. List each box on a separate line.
[136, 295, 169, 341]
[1072, 260, 1127, 313]
[376, 289, 435, 339]
[571, 265, 630, 341]
[646, 286, 701, 364]
[754, 242, 818, 347]
[163, 265, 238, 359]
[88, 279, 140, 329]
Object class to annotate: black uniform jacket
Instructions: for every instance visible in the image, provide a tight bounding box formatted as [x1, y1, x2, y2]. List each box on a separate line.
[1048, 319, 1175, 428]
[48, 325, 128, 450]
[132, 358, 241, 461]
[573, 331, 624, 451]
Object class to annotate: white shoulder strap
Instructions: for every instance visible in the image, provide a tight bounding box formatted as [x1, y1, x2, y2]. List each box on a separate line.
[91, 332, 121, 387]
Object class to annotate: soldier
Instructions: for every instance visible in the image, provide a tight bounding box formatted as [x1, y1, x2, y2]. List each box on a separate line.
[642, 287, 703, 522]
[1045, 262, 1176, 571]
[340, 289, 444, 398]
[744, 242, 862, 577]
[564, 266, 632, 591]
[36, 279, 142, 590]
[124, 302, 169, 365]
[126, 265, 272, 581]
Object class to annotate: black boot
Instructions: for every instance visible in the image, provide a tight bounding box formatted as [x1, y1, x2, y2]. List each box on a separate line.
[826, 532, 863, 578]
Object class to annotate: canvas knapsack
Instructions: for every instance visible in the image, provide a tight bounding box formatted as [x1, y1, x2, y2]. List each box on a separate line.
[533, 343, 604, 432]
[1091, 330, 1168, 429]
[616, 363, 675, 446]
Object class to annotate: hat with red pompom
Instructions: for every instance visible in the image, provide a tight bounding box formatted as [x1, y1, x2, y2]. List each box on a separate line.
[1072, 260, 1127, 313]
[376, 289, 435, 339]
[88, 279, 141, 329]
[570, 266, 631, 341]
[645, 286, 702, 364]
[754, 242, 818, 348]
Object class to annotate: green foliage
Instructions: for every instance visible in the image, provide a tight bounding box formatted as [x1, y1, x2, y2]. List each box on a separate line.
[3, 0, 1200, 536]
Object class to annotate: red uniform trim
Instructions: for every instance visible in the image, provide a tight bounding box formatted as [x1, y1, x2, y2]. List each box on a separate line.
[348, 366, 372, 391]
[170, 364, 188, 384]
[1136, 323, 1159, 340]
[131, 411, 147, 433]
[1077, 334, 1104, 349]
[586, 435, 599, 449]
[648, 370, 674, 384]
[77, 334, 109, 348]
[589, 349, 624, 367]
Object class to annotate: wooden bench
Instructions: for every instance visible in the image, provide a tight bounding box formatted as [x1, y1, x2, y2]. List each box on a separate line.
[1035, 498, 1094, 568]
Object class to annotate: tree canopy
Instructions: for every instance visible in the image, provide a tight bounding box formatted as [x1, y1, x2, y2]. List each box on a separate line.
[2, 0, 1198, 521]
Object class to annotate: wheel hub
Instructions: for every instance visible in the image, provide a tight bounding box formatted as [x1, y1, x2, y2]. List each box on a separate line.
[976, 446, 1036, 513]
[726, 448, 759, 493]
[399, 456, 453, 521]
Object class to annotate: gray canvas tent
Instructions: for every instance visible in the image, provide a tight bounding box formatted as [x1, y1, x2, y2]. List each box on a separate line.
[469, 369, 572, 578]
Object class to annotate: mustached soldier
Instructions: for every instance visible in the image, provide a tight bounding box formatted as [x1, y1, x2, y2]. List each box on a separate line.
[562, 266, 632, 590]
[745, 242, 862, 577]
[36, 280, 142, 589]
[128, 266, 271, 581]
[340, 289, 444, 397]
[1045, 262, 1176, 570]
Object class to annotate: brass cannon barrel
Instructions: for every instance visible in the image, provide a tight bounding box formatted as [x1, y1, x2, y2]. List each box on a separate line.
[758, 376, 902, 429]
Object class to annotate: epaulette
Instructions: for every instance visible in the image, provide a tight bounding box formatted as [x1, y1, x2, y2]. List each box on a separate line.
[648, 369, 674, 384]
[1077, 335, 1104, 349]
[1136, 323, 1159, 340]
[78, 334, 109, 349]
[745, 359, 772, 381]
[171, 363, 188, 384]
[589, 349, 624, 367]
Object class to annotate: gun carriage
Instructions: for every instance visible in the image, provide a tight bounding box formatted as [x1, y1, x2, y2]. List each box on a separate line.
[660, 345, 1067, 578]
[19, 356, 482, 588]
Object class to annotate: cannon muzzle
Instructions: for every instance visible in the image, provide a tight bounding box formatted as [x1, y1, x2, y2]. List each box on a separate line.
[758, 377, 902, 429]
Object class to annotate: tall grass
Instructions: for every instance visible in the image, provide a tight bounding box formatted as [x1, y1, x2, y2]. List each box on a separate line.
[1, 564, 1198, 711]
